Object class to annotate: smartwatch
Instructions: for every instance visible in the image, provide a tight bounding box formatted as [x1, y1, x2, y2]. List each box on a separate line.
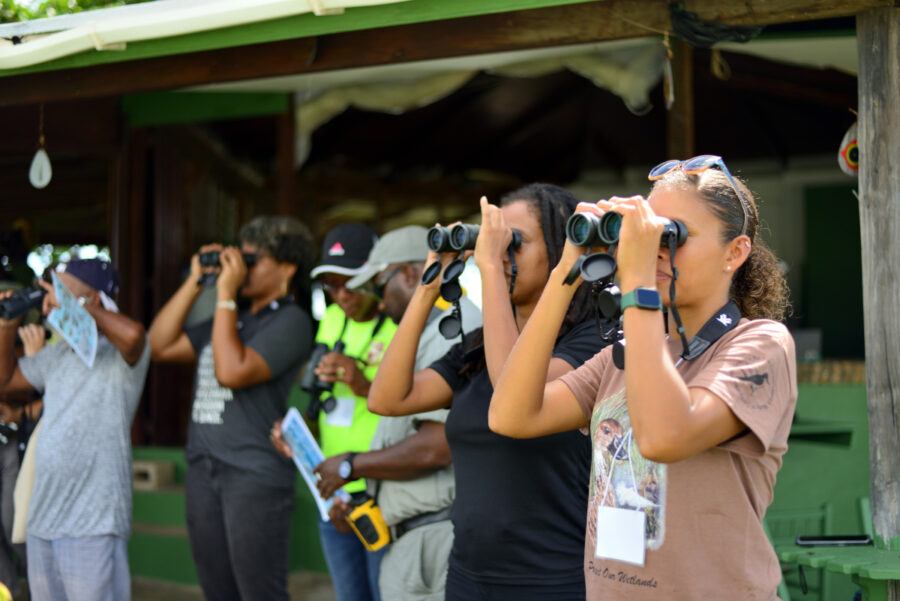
[338, 452, 357, 480]
[620, 287, 662, 312]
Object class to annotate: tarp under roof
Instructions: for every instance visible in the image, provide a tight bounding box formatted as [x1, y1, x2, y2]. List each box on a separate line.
[188, 33, 856, 165]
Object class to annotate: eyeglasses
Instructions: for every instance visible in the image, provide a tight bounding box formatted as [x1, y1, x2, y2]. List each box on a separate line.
[374, 265, 406, 299]
[319, 275, 350, 297]
[648, 154, 751, 237]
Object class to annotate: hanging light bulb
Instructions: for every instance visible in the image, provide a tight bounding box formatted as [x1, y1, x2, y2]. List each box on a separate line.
[29, 104, 52, 189]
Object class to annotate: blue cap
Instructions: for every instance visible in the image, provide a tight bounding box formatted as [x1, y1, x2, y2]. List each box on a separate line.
[59, 259, 120, 297]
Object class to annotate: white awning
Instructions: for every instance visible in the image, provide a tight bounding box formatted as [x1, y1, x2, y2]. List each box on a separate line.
[0, 0, 412, 71]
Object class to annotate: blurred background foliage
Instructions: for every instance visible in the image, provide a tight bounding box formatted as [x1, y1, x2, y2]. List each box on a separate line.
[1, 0, 153, 23]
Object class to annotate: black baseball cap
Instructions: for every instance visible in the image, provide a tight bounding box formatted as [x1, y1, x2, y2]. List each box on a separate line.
[310, 223, 378, 279]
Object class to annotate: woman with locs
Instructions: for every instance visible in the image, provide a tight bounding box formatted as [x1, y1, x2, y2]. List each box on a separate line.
[488, 161, 796, 600]
[368, 184, 606, 601]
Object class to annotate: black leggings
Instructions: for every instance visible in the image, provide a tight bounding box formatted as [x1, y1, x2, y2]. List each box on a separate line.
[445, 564, 586, 601]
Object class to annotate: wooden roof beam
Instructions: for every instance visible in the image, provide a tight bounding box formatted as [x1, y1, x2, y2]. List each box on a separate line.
[0, 0, 891, 108]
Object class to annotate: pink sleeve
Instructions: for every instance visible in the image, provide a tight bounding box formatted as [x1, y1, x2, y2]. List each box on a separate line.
[558, 347, 612, 423]
[688, 321, 797, 456]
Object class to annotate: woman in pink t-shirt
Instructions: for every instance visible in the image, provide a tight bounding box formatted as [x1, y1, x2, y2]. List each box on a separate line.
[489, 157, 796, 601]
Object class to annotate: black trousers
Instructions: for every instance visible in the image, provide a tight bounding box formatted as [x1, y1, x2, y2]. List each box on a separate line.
[445, 563, 586, 601]
[185, 456, 295, 601]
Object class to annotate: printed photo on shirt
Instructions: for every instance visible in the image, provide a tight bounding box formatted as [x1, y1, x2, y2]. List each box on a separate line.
[588, 389, 666, 551]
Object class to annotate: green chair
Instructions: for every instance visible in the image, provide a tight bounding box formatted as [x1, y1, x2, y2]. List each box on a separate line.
[764, 504, 833, 601]
[859, 497, 874, 540]
[763, 518, 793, 601]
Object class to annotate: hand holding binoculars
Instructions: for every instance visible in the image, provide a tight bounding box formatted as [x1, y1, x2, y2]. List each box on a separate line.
[196, 250, 259, 287]
[564, 211, 687, 283]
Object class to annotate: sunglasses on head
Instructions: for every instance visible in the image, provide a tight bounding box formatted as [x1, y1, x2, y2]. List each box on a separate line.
[648, 154, 751, 237]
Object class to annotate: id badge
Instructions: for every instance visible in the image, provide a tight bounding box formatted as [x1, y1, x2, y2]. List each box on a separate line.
[325, 397, 355, 428]
[594, 505, 646, 566]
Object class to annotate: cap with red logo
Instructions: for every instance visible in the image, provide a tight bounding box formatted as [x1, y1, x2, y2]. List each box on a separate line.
[310, 222, 378, 279]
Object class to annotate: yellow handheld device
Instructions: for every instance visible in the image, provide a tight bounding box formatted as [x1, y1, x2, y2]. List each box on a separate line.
[346, 497, 391, 552]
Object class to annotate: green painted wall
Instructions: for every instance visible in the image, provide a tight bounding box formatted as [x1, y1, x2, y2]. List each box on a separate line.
[802, 185, 864, 358]
[121, 91, 289, 128]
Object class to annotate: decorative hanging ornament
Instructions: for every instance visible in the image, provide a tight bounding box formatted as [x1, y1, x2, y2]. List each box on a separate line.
[29, 104, 52, 189]
[662, 33, 675, 111]
[838, 121, 859, 176]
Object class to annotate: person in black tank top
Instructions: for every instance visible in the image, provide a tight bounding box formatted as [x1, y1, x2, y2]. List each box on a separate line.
[369, 184, 607, 600]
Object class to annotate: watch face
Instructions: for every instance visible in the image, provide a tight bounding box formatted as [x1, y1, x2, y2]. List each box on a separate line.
[339, 460, 352, 479]
[635, 288, 661, 308]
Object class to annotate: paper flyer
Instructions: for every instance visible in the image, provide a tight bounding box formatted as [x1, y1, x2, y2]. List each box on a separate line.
[281, 407, 351, 521]
[46, 272, 98, 368]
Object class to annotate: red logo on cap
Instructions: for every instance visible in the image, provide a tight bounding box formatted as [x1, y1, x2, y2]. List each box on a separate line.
[328, 242, 346, 256]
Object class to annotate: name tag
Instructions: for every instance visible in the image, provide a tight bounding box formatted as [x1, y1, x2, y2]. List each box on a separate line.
[594, 505, 646, 566]
[325, 397, 355, 428]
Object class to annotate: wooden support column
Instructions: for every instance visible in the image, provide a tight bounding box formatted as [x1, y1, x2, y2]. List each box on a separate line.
[115, 128, 150, 445]
[276, 94, 296, 216]
[114, 129, 148, 321]
[858, 6, 900, 586]
[666, 39, 695, 159]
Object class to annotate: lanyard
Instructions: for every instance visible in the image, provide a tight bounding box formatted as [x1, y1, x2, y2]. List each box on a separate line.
[612, 301, 741, 370]
[335, 311, 388, 365]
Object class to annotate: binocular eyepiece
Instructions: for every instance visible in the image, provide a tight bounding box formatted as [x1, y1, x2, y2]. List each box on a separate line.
[565, 212, 687, 248]
[0, 287, 46, 321]
[198, 251, 259, 268]
[427, 224, 522, 253]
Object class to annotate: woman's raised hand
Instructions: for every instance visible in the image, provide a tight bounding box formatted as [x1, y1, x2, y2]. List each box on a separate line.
[608, 195, 665, 291]
[557, 199, 616, 283]
[473, 196, 512, 272]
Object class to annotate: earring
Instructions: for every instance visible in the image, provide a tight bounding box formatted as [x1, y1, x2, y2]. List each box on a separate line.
[726, 266, 732, 272]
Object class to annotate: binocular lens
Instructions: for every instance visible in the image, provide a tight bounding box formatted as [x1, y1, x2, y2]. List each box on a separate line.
[426, 227, 452, 253]
[198, 251, 259, 268]
[199, 252, 219, 267]
[565, 211, 686, 248]
[566, 213, 601, 247]
[449, 224, 479, 251]
[598, 212, 622, 245]
[446, 224, 522, 252]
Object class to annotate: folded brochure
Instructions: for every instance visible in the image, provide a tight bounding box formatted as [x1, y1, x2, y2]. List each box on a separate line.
[281, 407, 350, 521]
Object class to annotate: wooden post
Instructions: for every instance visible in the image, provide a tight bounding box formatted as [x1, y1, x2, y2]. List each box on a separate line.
[666, 39, 694, 158]
[276, 94, 296, 216]
[858, 7, 900, 588]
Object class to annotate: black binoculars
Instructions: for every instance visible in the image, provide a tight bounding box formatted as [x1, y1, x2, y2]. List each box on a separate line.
[198, 251, 259, 268]
[301, 341, 345, 419]
[197, 250, 259, 286]
[427, 224, 522, 253]
[565, 212, 687, 248]
[0, 288, 46, 321]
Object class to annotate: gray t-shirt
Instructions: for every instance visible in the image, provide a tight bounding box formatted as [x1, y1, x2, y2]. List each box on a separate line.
[19, 337, 150, 539]
[370, 297, 481, 525]
[185, 301, 314, 489]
